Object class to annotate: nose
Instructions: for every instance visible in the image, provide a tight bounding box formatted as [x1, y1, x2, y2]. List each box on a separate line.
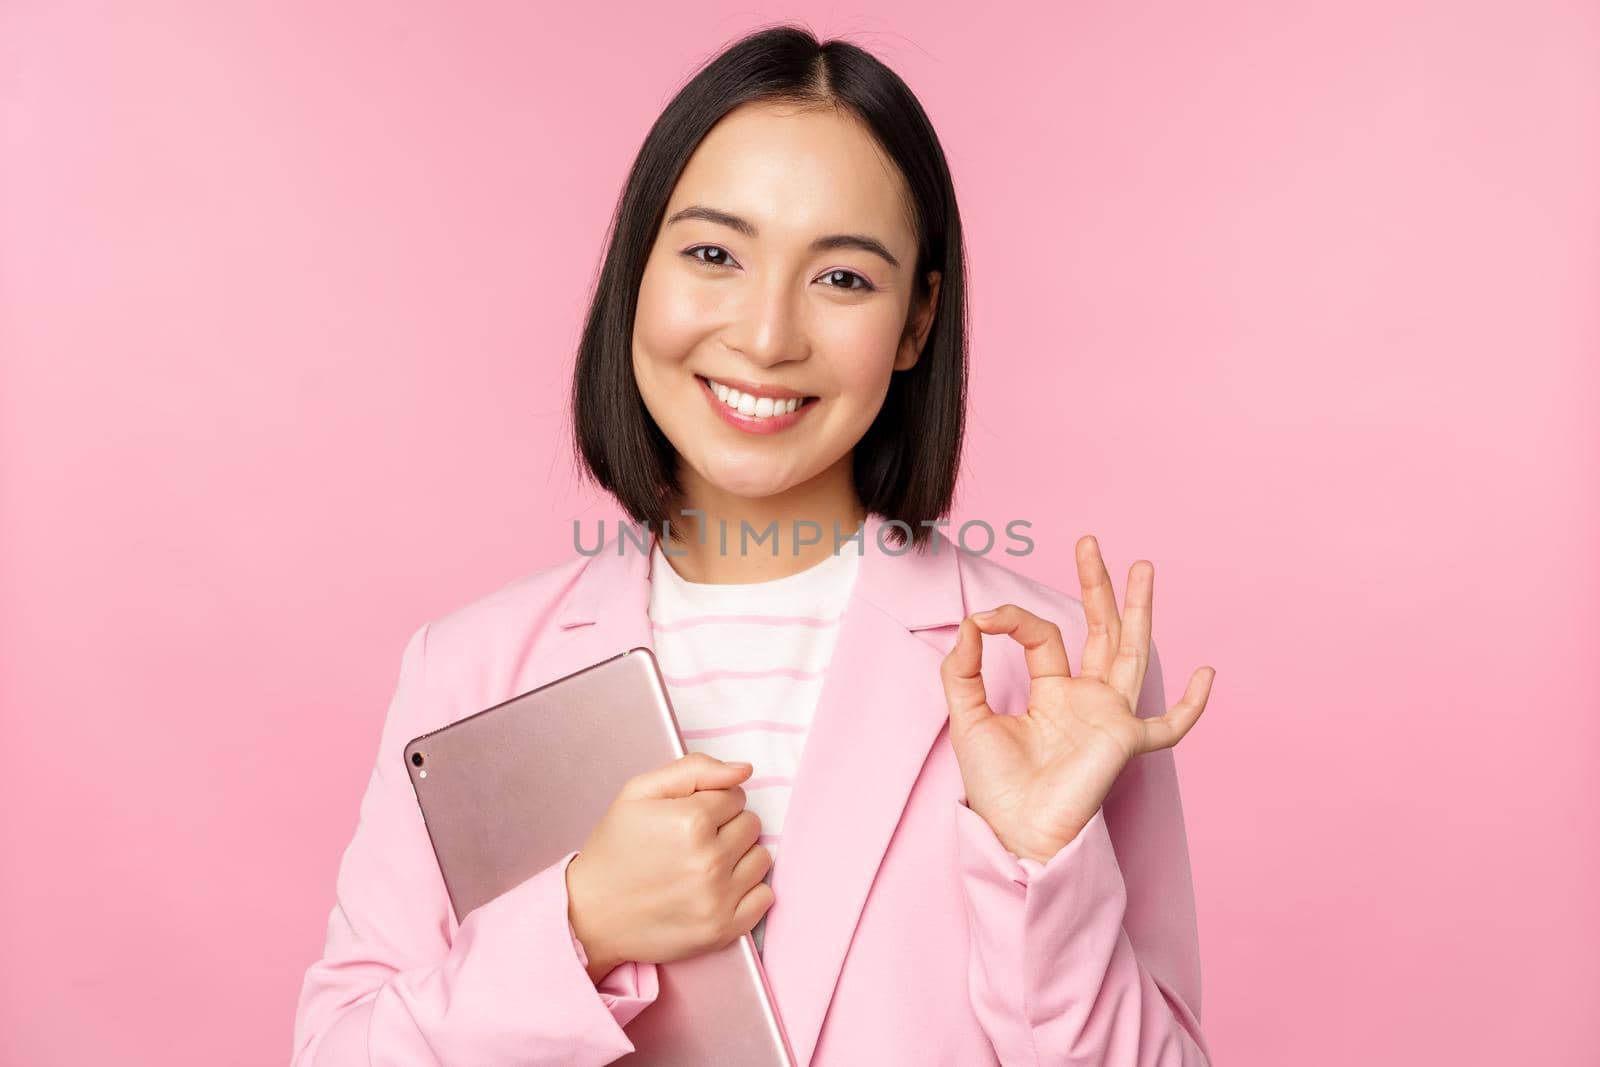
[724, 274, 810, 368]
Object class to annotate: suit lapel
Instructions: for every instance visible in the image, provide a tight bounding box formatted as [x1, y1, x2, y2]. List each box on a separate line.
[509, 524, 656, 694]
[535, 516, 968, 1067]
[753, 517, 967, 1066]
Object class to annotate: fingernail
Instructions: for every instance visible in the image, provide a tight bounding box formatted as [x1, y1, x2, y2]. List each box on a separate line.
[973, 610, 996, 620]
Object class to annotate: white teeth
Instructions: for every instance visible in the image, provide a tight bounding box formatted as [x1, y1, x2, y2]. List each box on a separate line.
[704, 377, 805, 420]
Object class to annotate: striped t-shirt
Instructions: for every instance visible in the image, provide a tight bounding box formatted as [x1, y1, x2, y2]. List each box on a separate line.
[646, 538, 860, 955]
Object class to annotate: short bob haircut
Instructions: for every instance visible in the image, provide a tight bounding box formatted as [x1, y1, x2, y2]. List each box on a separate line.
[570, 23, 967, 550]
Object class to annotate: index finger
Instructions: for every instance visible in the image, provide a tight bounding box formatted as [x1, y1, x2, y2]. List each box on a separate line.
[685, 784, 748, 827]
[969, 603, 1072, 680]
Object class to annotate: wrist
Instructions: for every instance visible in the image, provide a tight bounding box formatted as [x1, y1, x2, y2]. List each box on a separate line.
[997, 833, 1055, 866]
[565, 854, 623, 982]
[580, 946, 624, 986]
[978, 812, 1068, 866]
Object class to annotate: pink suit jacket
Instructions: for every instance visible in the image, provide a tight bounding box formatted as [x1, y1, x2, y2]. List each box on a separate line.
[293, 515, 1213, 1066]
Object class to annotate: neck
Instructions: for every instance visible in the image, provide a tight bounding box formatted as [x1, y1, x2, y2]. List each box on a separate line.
[660, 455, 865, 584]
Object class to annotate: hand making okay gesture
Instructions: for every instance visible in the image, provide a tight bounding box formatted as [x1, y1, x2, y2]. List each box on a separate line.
[940, 535, 1216, 865]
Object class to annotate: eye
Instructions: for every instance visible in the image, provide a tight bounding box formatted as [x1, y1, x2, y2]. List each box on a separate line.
[682, 245, 739, 270]
[818, 268, 875, 292]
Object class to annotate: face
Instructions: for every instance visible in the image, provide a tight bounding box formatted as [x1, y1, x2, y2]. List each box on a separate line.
[631, 100, 941, 511]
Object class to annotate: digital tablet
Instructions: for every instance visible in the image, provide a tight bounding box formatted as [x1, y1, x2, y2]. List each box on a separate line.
[403, 646, 796, 1066]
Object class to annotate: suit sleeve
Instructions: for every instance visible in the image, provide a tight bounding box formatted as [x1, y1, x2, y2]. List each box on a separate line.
[955, 638, 1213, 1066]
[291, 622, 661, 1067]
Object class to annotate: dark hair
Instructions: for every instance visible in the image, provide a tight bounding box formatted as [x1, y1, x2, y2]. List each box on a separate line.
[569, 24, 967, 549]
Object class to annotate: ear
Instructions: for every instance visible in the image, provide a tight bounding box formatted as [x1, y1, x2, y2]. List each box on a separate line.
[895, 270, 943, 371]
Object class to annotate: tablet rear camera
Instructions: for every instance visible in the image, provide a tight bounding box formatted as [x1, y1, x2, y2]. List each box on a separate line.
[411, 752, 424, 767]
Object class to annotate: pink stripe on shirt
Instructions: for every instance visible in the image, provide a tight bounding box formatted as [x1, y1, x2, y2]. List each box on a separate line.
[651, 612, 842, 632]
[679, 720, 810, 739]
[646, 541, 860, 956]
[662, 665, 824, 686]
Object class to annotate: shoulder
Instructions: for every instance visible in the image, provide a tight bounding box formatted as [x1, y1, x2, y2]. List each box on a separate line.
[407, 550, 592, 690]
[950, 536, 1089, 634]
[363, 550, 598, 757]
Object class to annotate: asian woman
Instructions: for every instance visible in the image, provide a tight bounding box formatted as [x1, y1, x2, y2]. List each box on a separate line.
[293, 23, 1216, 1067]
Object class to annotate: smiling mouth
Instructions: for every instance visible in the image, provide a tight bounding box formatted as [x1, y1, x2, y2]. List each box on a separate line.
[696, 375, 819, 419]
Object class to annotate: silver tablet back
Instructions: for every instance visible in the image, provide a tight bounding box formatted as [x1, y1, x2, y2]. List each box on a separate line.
[403, 646, 796, 1066]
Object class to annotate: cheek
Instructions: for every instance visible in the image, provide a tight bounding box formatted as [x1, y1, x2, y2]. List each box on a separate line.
[634, 261, 722, 363]
[816, 304, 908, 392]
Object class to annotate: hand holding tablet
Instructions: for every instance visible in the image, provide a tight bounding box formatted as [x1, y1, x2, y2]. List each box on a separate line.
[566, 753, 775, 978]
[404, 647, 796, 1066]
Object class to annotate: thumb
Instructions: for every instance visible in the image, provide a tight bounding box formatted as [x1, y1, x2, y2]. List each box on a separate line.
[628, 752, 753, 800]
[941, 616, 994, 735]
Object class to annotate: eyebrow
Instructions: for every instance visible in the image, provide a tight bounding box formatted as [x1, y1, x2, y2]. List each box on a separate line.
[665, 204, 903, 270]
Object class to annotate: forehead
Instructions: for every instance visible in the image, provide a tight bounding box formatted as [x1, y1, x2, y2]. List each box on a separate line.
[666, 101, 917, 254]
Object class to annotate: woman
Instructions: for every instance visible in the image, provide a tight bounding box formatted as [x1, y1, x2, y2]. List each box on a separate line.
[293, 24, 1215, 1067]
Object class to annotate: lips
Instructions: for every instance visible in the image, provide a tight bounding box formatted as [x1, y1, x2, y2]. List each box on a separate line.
[697, 375, 818, 419]
[696, 375, 818, 434]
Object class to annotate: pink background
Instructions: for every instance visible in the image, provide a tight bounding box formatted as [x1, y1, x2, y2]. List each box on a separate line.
[3, 2, 1597, 1064]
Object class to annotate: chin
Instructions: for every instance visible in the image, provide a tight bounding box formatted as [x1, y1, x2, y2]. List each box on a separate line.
[692, 456, 807, 502]
[704, 473, 795, 502]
